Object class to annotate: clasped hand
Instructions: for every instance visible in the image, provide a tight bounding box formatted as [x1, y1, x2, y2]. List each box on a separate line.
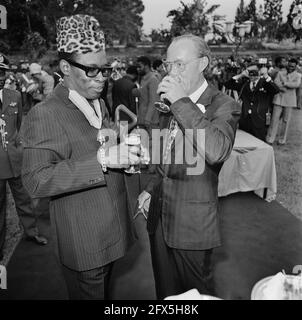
[157, 75, 187, 104]
[98, 142, 141, 169]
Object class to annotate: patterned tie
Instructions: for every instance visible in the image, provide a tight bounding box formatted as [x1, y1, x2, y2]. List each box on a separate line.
[164, 117, 179, 163]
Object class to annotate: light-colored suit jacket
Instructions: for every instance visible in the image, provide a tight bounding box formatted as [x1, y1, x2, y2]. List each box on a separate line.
[273, 70, 302, 107]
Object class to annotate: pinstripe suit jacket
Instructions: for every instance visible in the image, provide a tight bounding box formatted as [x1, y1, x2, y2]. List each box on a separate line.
[146, 84, 241, 250]
[21, 84, 136, 271]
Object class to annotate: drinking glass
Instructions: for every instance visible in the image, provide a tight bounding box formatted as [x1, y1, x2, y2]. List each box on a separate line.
[124, 132, 141, 174]
[154, 74, 181, 113]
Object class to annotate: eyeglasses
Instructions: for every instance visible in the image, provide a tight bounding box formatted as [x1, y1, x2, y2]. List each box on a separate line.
[248, 71, 259, 77]
[66, 59, 112, 78]
[163, 57, 202, 73]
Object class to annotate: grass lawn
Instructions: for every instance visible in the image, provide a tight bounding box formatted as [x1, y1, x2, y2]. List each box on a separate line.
[274, 108, 302, 221]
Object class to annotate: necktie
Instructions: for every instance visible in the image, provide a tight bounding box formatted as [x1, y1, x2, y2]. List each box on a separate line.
[164, 117, 179, 163]
[251, 81, 256, 91]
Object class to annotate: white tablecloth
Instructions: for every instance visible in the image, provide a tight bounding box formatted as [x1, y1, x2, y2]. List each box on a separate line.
[218, 130, 277, 201]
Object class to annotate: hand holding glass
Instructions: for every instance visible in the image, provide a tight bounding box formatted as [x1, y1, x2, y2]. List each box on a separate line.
[154, 74, 181, 113]
[124, 133, 141, 174]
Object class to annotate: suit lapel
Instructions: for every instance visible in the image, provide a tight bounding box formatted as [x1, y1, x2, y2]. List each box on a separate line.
[196, 84, 218, 112]
[254, 78, 263, 92]
[2, 88, 11, 113]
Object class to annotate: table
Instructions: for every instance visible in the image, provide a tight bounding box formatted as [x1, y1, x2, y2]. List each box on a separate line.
[218, 130, 277, 202]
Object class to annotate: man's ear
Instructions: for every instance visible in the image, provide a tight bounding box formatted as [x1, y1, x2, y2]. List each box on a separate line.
[60, 60, 71, 76]
[200, 56, 209, 73]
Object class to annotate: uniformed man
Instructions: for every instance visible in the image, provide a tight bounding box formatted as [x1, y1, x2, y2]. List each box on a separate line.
[224, 64, 280, 141]
[0, 54, 47, 261]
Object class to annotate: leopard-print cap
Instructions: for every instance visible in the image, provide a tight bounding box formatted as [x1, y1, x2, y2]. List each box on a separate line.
[56, 14, 105, 54]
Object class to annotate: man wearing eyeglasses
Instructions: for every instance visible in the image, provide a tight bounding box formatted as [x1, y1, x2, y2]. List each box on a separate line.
[138, 34, 241, 299]
[21, 15, 138, 300]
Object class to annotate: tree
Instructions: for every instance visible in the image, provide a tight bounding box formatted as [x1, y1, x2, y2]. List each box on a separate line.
[168, 0, 220, 38]
[275, 22, 294, 41]
[235, 0, 249, 24]
[246, 0, 258, 36]
[150, 28, 172, 44]
[0, 0, 145, 51]
[263, 0, 283, 40]
[57, 0, 145, 45]
[287, 0, 302, 41]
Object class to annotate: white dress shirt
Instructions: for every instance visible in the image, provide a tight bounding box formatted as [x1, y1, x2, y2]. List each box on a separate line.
[189, 80, 208, 113]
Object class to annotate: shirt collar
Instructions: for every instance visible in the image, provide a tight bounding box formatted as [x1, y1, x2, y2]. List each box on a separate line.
[189, 80, 208, 103]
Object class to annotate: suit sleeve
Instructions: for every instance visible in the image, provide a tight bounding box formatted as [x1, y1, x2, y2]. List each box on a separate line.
[170, 95, 241, 165]
[263, 79, 280, 96]
[224, 77, 244, 92]
[21, 105, 106, 199]
[284, 73, 302, 89]
[144, 77, 160, 124]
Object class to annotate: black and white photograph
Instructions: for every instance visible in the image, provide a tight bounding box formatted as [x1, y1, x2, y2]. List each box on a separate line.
[0, 0, 302, 304]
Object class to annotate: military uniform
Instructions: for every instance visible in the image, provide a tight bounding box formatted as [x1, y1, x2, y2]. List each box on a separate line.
[0, 55, 46, 261]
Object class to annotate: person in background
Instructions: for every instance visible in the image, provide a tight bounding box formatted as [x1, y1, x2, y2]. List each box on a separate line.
[152, 59, 166, 81]
[111, 65, 139, 123]
[133, 56, 160, 132]
[266, 58, 302, 145]
[28, 63, 55, 103]
[0, 54, 47, 263]
[296, 56, 302, 110]
[269, 56, 287, 80]
[224, 64, 279, 141]
[211, 60, 225, 90]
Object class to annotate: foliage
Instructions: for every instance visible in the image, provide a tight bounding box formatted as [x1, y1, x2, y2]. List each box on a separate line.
[168, 0, 220, 38]
[0, 41, 11, 55]
[0, 0, 145, 51]
[235, 0, 249, 24]
[23, 31, 47, 60]
[246, 0, 258, 36]
[243, 38, 264, 50]
[275, 23, 294, 41]
[263, 0, 283, 40]
[150, 28, 172, 44]
[287, 0, 302, 41]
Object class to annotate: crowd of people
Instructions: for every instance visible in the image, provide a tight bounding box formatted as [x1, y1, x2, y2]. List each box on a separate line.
[3, 48, 301, 147]
[0, 12, 301, 300]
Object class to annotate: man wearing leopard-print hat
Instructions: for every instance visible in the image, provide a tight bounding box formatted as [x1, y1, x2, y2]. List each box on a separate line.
[21, 14, 139, 300]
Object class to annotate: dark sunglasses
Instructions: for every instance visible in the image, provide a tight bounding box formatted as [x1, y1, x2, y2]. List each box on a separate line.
[248, 71, 259, 77]
[66, 59, 112, 78]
